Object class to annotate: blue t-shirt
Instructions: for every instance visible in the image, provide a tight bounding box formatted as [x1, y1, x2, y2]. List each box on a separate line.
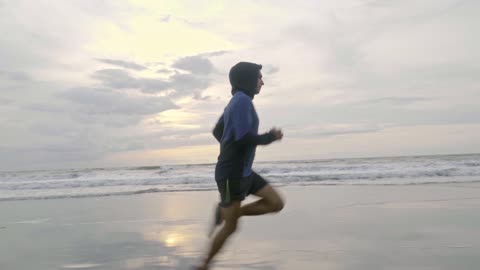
[215, 91, 259, 180]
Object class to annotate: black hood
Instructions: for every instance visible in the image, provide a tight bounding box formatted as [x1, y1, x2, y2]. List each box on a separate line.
[229, 62, 262, 99]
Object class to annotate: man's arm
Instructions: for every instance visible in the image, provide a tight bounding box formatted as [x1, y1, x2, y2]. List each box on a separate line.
[212, 114, 224, 143]
[237, 127, 283, 146]
[231, 96, 283, 146]
[237, 131, 276, 146]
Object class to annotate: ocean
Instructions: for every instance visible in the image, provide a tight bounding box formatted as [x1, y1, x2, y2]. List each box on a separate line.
[1, 154, 479, 201]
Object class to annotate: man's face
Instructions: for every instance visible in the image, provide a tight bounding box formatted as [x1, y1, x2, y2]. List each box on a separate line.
[256, 71, 264, 94]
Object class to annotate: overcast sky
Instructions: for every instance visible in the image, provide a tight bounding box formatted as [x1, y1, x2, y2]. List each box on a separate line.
[1, 0, 479, 171]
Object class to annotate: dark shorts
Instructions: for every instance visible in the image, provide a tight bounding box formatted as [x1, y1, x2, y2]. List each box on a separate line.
[216, 171, 269, 207]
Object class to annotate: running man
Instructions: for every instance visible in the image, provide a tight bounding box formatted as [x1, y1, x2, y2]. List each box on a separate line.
[196, 62, 285, 270]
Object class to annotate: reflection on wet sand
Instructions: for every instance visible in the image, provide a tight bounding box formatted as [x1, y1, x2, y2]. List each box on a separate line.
[143, 229, 188, 248]
[125, 255, 176, 269]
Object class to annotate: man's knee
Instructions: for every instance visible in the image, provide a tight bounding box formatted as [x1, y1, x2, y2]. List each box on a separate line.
[271, 197, 285, 213]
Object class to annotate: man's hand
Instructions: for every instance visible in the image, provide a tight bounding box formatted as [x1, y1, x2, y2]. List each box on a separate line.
[269, 127, 283, 141]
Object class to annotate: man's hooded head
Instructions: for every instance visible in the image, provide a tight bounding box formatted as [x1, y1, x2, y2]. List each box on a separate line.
[229, 62, 262, 98]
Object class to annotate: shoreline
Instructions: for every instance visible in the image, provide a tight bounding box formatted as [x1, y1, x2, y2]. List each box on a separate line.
[2, 177, 480, 203]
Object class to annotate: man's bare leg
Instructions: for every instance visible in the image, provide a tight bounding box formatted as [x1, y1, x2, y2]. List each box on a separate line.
[240, 184, 285, 216]
[197, 201, 241, 270]
[198, 185, 284, 268]
[208, 185, 285, 235]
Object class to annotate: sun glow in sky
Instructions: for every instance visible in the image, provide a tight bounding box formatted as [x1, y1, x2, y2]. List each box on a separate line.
[1, 0, 479, 170]
[89, 13, 236, 61]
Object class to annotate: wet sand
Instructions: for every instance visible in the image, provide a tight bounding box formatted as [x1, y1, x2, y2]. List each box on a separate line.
[1, 183, 480, 269]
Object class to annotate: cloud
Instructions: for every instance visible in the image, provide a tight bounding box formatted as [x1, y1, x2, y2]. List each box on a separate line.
[28, 87, 178, 128]
[290, 123, 385, 138]
[192, 92, 211, 101]
[0, 145, 105, 169]
[58, 87, 177, 116]
[0, 71, 31, 81]
[355, 97, 431, 106]
[199, 50, 230, 57]
[92, 69, 139, 89]
[92, 66, 213, 96]
[138, 78, 173, 94]
[263, 65, 280, 75]
[156, 68, 172, 74]
[159, 15, 171, 23]
[0, 98, 12, 105]
[18, 111, 213, 157]
[23, 103, 67, 113]
[271, 0, 480, 112]
[92, 65, 216, 101]
[172, 55, 214, 75]
[92, 69, 170, 93]
[0, 1, 132, 73]
[168, 72, 211, 97]
[96, 58, 147, 70]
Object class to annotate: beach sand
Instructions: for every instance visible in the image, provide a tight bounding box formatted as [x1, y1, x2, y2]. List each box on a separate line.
[1, 183, 480, 270]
